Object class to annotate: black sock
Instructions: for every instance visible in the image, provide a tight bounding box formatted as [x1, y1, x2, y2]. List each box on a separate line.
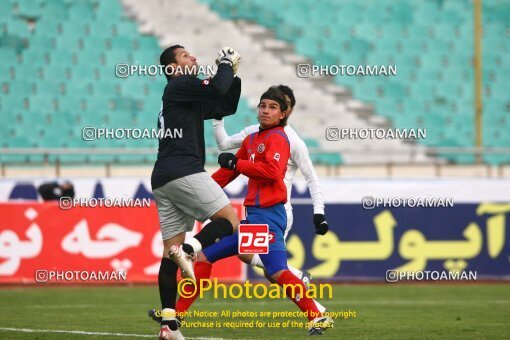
[162, 320, 178, 331]
[158, 257, 178, 311]
[183, 218, 234, 254]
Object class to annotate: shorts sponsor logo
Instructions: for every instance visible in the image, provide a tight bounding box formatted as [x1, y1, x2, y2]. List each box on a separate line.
[238, 224, 269, 254]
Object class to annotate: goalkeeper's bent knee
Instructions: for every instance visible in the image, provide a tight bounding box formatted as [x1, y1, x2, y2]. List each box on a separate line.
[184, 218, 234, 254]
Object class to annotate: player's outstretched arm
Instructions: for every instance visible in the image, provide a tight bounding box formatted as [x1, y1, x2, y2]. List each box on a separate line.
[204, 76, 242, 120]
[293, 137, 328, 235]
[213, 120, 258, 151]
[169, 47, 241, 102]
[170, 63, 234, 101]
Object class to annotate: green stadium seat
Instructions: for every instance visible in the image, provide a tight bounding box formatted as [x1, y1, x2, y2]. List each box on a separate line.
[303, 138, 319, 148]
[108, 37, 133, 50]
[275, 25, 302, 42]
[60, 22, 88, 38]
[6, 19, 32, 38]
[0, 35, 25, 52]
[0, 1, 13, 14]
[104, 50, 131, 65]
[33, 19, 60, 36]
[116, 154, 152, 163]
[68, 3, 95, 21]
[17, 0, 45, 19]
[88, 22, 115, 37]
[7, 80, 36, 96]
[88, 154, 117, 163]
[65, 81, 93, 97]
[83, 95, 112, 113]
[0, 154, 29, 163]
[1, 95, 27, 111]
[28, 36, 54, 50]
[131, 49, 159, 65]
[114, 22, 139, 36]
[7, 133, 34, 148]
[120, 80, 147, 97]
[320, 153, 343, 166]
[77, 48, 104, 65]
[57, 154, 89, 164]
[82, 35, 108, 50]
[29, 96, 57, 111]
[93, 81, 121, 96]
[133, 36, 159, 50]
[41, 64, 69, 80]
[40, 1, 68, 20]
[0, 49, 18, 62]
[97, 0, 124, 14]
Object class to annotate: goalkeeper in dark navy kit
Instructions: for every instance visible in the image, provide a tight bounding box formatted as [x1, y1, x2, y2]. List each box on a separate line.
[151, 45, 242, 340]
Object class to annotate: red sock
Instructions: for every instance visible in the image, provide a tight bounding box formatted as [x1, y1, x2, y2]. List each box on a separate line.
[277, 270, 321, 321]
[176, 262, 212, 315]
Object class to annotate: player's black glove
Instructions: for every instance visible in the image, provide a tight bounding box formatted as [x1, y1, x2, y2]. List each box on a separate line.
[218, 152, 237, 170]
[313, 214, 329, 235]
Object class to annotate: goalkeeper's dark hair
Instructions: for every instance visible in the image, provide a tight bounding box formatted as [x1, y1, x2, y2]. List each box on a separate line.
[160, 44, 184, 80]
[259, 86, 289, 127]
[277, 84, 296, 108]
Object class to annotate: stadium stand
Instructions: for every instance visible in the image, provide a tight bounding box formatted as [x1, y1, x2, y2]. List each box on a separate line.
[0, 0, 339, 166]
[122, 0, 429, 164]
[1, 0, 507, 166]
[198, 0, 510, 165]
[1, 0, 161, 164]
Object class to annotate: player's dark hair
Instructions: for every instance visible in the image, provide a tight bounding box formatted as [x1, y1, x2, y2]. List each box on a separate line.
[160, 45, 184, 80]
[277, 84, 296, 108]
[259, 86, 289, 127]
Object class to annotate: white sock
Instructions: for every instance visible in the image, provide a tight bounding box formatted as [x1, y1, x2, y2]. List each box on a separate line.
[314, 300, 327, 314]
[288, 265, 303, 279]
[187, 238, 202, 253]
[250, 254, 265, 268]
[161, 308, 176, 321]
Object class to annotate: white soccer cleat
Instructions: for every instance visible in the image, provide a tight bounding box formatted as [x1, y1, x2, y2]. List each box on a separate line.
[307, 315, 334, 336]
[168, 245, 196, 281]
[158, 325, 185, 340]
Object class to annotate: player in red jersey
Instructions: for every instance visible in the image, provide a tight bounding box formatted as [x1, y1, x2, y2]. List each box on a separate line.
[175, 86, 333, 336]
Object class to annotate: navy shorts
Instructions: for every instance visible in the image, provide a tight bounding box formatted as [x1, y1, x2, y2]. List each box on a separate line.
[202, 204, 288, 276]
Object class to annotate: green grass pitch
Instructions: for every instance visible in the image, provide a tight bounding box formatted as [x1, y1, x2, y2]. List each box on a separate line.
[0, 284, 509, 339]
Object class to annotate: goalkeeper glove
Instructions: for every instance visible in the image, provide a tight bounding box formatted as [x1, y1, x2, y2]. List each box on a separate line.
[216, 46, 241, 75]
[218, 152, 237, 170]
[313, 214, 329, 235]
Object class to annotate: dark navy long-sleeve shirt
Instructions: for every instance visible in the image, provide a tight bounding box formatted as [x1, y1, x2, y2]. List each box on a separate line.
[151, 63, 241, 190]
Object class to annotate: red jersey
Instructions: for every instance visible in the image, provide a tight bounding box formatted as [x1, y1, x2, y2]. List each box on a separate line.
[212, 126, 290, 207]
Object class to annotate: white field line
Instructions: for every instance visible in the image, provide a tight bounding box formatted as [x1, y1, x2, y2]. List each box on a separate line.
[8, 299, 506, 309]
[0, 327, 230, 339]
